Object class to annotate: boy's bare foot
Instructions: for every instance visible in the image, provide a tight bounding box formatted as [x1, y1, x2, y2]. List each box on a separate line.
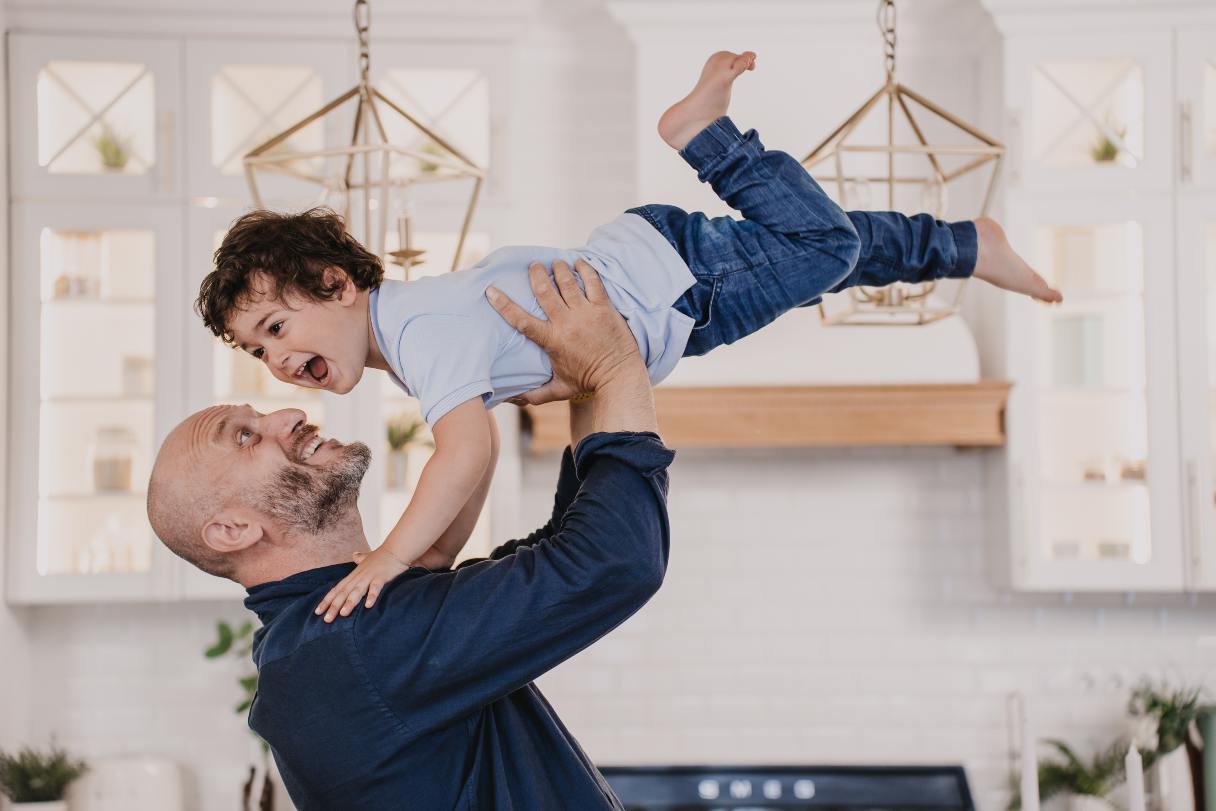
[973, 217, 1063, 304]
[658, 50, 756, 151]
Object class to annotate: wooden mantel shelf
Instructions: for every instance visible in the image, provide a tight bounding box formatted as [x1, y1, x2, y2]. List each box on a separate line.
[521, 381, 1012, 453]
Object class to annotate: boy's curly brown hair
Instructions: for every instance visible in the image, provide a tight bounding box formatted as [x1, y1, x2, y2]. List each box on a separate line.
[197, 208, 384, 345]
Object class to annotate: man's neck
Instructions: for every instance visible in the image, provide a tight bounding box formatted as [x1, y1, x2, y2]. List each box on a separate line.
[239, 513, 372, 589]
[364, 286, 391, 373]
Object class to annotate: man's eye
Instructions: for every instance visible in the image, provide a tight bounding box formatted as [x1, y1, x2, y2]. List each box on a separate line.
[269, 321, 283, 336]
[238, 429, 253, 446]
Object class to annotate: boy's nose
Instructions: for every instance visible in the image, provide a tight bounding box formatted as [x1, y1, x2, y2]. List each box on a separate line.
[272, 350, 294, 377]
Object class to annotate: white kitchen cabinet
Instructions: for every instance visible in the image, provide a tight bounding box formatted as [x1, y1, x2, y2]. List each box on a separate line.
[1000, 195, 1183, 591]
[8, 34, 185, 204]
[1178, 193, 1216, 590]
[1003, 31, 1174, 195]
[1177, 29, 1216, 191]
[7, 31, 508, 603]
[183, 38, 353, 204]
[991, 12, 1210, 591]
[7, 202, 186, 603]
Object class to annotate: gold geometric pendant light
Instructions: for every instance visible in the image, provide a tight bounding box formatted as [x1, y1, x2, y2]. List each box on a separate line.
[243, 0, 484, 275]
[803, 0, 1004, 325]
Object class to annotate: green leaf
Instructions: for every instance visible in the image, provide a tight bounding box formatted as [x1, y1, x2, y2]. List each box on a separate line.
[240, 676, 259, 692]
[237, 621, 254, 640]
[204, 621, 234, 658]
[235, 698, 252, 714]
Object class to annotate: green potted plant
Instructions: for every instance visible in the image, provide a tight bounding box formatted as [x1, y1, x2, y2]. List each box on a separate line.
[1089, 116, 1127, 164]
[0, 745, 87, 811]
[385, 413, 430, 489]
[205, 620, 274, 811]
[1128, 680, 1204, 810]
[1008, 739, 1125, 811]
[91, 128, 130, 171]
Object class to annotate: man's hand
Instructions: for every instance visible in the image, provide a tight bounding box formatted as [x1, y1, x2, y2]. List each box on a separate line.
[486, 260, 643, 406]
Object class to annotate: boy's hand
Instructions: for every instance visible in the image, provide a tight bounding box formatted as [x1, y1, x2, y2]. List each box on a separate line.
[314, 547, 410, 622]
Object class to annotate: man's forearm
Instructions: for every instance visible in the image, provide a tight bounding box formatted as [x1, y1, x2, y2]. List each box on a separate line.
[590, 358, 658, 437]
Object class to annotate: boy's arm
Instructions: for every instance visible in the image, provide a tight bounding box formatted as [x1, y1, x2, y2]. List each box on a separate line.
[315, 397, 491, 621]
[419, 409, 500, 569]
[454, 397, 593, 567]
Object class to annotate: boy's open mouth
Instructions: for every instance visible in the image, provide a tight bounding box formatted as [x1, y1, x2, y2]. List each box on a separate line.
[293, 355, 331, 388]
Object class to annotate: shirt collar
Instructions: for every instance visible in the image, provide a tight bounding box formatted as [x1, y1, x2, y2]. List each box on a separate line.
[243, 562, 356, 623]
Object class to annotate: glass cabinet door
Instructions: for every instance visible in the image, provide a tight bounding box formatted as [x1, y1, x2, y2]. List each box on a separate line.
[1005, 196, 1183, 591]
[1179, 195, 1216, 589]
[1005, 32, 1173, 194]
[1178, 29, 1216, 191]
[8, 34, 183, 202]
[7, 204, 185, 603]
[183, 39, 352, 203]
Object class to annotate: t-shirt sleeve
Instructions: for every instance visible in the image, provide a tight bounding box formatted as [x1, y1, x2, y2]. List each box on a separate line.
[397, 314, 498, 425]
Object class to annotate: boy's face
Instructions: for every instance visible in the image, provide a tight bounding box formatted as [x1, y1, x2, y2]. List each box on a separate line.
[226, 270, 368, 395]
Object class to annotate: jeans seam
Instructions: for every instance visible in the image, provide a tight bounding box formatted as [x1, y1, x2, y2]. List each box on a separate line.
[690, 277, 719, 332]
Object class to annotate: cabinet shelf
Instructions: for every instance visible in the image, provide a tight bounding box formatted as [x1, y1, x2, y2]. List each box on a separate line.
[523, 382, 1011, 453]
[43, 297, 154, 307]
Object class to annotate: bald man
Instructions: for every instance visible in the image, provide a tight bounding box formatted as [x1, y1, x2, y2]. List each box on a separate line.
[148, 261, 671, 810]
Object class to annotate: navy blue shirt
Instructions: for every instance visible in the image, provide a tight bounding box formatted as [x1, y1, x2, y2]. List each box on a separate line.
[244, 432, 674, 810]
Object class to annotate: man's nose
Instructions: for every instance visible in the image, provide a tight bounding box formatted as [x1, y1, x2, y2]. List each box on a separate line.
[260, 408, 307, 439]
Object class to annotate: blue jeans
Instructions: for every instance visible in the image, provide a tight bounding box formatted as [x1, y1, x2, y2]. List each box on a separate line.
[629, 117, 978, 357]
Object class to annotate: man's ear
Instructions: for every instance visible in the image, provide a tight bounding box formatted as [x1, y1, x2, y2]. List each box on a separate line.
[202, 508, 266, 554]
[324, 266, 358, 307]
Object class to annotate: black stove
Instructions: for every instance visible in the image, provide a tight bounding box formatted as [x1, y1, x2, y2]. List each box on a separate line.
[599, 765, 976, 811]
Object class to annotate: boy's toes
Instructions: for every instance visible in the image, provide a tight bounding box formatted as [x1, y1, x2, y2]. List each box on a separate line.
[730, 51, 756, 74]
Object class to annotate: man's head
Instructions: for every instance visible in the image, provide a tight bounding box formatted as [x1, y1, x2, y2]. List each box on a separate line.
[197, 209, 384, 395]
[147, 405, 372, 587]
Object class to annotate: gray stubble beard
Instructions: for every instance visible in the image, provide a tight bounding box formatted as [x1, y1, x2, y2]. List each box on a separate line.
[258, 442, 373, 536]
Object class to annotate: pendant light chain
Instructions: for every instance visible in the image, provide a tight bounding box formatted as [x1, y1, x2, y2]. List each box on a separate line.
[354, 0, 371, 85]
[878, 0, 897, 81]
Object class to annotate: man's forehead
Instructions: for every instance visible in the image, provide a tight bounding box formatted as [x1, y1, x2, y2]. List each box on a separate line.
[179, 404, 252, 457]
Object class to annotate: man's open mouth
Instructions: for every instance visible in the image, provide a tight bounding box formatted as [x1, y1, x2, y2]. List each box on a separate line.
[295, 429, 339, 464]
[293, 355, 331, 388]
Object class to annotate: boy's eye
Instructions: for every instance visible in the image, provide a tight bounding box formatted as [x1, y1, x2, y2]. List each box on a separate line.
[251, 348, 264, 360]
[269, 321, 283, 336]
[238, 429, 253, 446]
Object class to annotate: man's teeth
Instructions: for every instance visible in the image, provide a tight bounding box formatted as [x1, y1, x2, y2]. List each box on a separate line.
[301, 436, 324, 460]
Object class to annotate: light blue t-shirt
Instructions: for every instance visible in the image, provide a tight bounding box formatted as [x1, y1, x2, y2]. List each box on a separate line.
[370, 213, 696, 425]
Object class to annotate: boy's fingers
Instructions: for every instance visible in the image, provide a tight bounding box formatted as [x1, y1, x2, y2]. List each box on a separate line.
[365, 584, 381, 608]
[527, 262, 568, 316]
[572, 259, 608, 304]
[551, 260, 582, 306]
[486, 287, 548, 343]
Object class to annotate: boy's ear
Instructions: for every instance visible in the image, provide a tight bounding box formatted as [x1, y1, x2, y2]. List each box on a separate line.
[323, 266, 358, 306]
[202, 507, 265, 555]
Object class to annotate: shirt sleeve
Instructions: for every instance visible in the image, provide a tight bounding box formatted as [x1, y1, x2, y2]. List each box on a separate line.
[397, 314, 498, 425]
[352, 433, 674, 740]
[454, 446, 579, 566]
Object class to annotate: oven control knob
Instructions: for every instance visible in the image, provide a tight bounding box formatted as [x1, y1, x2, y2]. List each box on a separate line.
[697, 780, 720, 800]
[794, 779, 816, 799]
[729, 780, 752, 799]
[763, 779, 783, 799]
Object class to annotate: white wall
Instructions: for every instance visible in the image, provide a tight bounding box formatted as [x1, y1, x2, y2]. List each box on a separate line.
[10, 3, 1215, 811]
